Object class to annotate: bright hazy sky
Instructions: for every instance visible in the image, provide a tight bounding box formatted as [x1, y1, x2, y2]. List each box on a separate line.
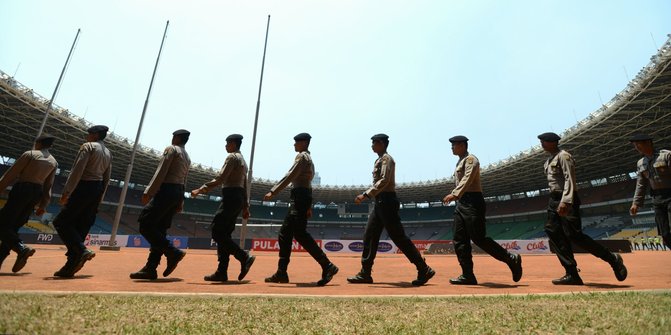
[1, 1, 670, 186]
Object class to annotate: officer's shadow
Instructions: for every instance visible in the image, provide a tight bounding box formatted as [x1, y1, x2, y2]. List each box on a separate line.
[44, 275, 94, 280]
[584, 283, 632, 289]
[0, 272, 31, 277]
[188, 280, 252, 286]
[478, 282, 526, 289]
[131, 278, 183, 283]
[371, 282, 425, 288]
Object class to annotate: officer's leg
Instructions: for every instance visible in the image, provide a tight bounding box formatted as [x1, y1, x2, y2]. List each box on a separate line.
[380, 201, 423, 267]
[544, 204, 578, 275]
[464, 201, 511, 264]
[138, 196, 172, 253]
[291, 197, 331, 267]
[655, 199, 671, 249]
[0, 242, 10, 270]
[360, 206, 384, 273]
[276, 215, 294, 273]
[452, 205, 473, 276]
[0, 187, 34, 252]
[562, 206, 616, 264]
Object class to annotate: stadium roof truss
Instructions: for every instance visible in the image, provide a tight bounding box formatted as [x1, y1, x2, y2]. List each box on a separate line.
[1, 35, 670, 204]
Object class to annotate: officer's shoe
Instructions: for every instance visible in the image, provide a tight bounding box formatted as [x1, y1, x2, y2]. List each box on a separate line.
[264, 271, 289, 283]
[412, 265, 436, 286]
[53, 260, 77, 278]
[317, 263, 339, 286]
[449, 274, 478, 285]
[204, 271, 228, 282]
[73, 249, 96, 274]
[163, 249, 186, 277]
[12, 246, 36, 273]
[347, 271, 373, 284]
[238, 255, 256, 281]
[508, 253, 523, 282]
[130, 266, 158, 280]
[551, 273, 583, 285]
[610, 253, 628, 282]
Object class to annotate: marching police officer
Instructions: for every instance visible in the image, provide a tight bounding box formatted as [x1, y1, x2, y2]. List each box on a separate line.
[538, 132, 627, 284]
[0, 134, 58, 272]
[263, 133, 338, 286]
[191, 134, 255, 282]
[130, 129, 191, 280]
[442, 135, 522, 285]
[629, 133, 671, 250]
[53, 125, 112, 278]
[347, 134, 435, 286]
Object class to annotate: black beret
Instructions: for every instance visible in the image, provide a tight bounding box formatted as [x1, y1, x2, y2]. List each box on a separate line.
[448, 135, 469, 143]
[294, 132, 312, 141]
[87, 125, 109, 133]
[172, 129, 190, 136]
[226, 134, 243, 141]
[629, 133, 653, 142]
[537, 132, 561, 142]
[36, 134, 55, 143]
[371, 133, 389, 141]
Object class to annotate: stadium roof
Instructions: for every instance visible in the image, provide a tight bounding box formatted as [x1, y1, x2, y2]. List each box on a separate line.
[1, 35, 670, 204]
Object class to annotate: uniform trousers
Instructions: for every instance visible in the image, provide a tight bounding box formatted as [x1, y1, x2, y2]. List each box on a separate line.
[651, 189, 671, 249]
[544, 192, 615, 273]
[453, 192, 511, 274]
[0, 182, 42, 260]
[276, 187, 328, 271]
[211, 187, 247, 271]
[53, 180, 104, 259]
[137, 183, 183, 268]
[360, 192, 423, 272]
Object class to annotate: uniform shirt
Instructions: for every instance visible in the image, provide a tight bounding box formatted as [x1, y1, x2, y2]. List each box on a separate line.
[632, 149, 671, 206]
[364, 152, 396, 198]
[0, 149, 58, 208]
[451, 152, 482, 198]
[543, 150, 577, 204]
[201, 151, 248, 206]
[145, 144, 190, 197]
[63, 141, 112, 195]
[271, 151, 314, 193]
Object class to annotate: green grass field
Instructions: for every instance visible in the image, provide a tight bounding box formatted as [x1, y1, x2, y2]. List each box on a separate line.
[1, 291, 669, 334]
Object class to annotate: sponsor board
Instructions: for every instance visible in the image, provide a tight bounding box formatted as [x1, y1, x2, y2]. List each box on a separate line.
[497, 239, 551, 254]
[20, 233, 63, 245]
[126, 235, 188, 249]
[252, 238, 322, 252]
[84, 234, 129, 247]
[320, 240, 398, 253]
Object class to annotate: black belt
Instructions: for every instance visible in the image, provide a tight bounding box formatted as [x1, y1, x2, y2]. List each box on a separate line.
[375, 192, 396, 200]
[651, 188, 671, 197]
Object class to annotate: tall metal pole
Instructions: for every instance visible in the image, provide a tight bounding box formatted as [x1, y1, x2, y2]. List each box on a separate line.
[240, 15, 271, 248]
[36, 29, 81, 139]
[102, 21, 170, 251]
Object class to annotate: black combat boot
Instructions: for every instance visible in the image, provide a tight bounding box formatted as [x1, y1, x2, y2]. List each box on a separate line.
[508, 253, 523, 282]
[412, 260, 436, 286]
[552, 268, 583, 285]
[317, 262, 339, 286]
[347, 268, 373, 284]
[238, 253, 256, 281]
[130, 266, 159, 280]
[449, 273, 478, 285]
[163, 248, 186, 277]
[12, 244, 36, 273]
[610, 253, 627, 282]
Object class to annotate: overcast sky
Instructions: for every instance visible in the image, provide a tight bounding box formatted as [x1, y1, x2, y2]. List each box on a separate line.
[1, 1, 670, 186]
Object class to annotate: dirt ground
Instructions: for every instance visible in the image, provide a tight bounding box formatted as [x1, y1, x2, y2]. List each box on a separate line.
[0, 245, 669, 296]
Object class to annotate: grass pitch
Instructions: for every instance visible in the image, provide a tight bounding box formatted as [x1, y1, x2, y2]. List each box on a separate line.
[1, 291, 669, 334]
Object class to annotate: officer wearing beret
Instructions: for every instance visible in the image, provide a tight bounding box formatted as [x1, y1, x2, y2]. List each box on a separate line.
[191, 134, 255, 282]
[629, 133, 671, 250]
[538, 132, 627, 285]
[348, 134, 435, 286]
[263, 133, 339, 286]
[53, 125, 112, 277]
[0, 135, 58, 273]
[130, 129, 191, 280]
[442, 135, 522, 285]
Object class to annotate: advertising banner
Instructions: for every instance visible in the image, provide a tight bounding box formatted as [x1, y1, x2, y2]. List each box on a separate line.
[497, 239, 551, 254]
[126, 235, 188, 249]
[320, 239, 398, 254]
[85, 234, 129, 248]
[251, 238, 322, 252]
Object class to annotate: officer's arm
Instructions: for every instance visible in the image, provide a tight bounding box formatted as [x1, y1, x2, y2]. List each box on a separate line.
[38, 165, 57, 210]
[0, 151, 31, 192]
[451, 158, 477, 199]
[365, 157, 391, 198]
[270, 154, 303, 195]
[145, 146, 175, 198]
[63, 146, 91, 196]
[559, 152, 576, 204]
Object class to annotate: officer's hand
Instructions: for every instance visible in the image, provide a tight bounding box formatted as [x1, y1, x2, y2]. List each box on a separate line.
[141, 194, 151, 205]
[242, 207, 250, 219]
[557, 202, 570, 216]
[35, 207, 45, 216]
[59, 194, 69, 206]
[630, 204, 639, 216]
[354, 194, 365, 205]
[263, 192, 273, 201]
[307, 208, 313, 219]
[443, 194, 457, 204]
[191, 189, 201, 198]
